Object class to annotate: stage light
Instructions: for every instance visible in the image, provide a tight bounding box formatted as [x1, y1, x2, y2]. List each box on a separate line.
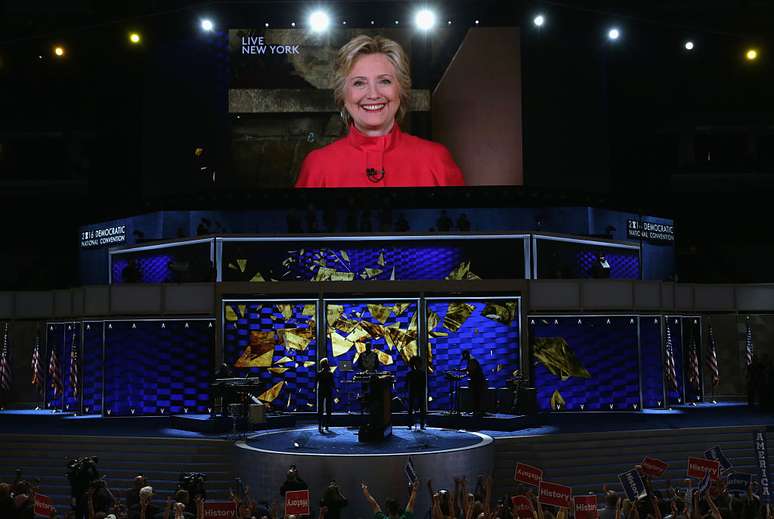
[265, 22, 270, 27]
[607, 28, 621, 41]
[414, 8, 437, 31]
[291, 22, 296, 27]
[684, 40, 694, 50]
[533, 14, 545, 27]
[394, 20, 400, 25]
[53, 45, 65, 57]
[200, 19, 214, 32]
[342, 20, 347, 25]
[293, 441, 301, 448]
[745, 48, 759, 61]
[308, 10, 331, 33]
[475, 20, 480, 25]
[129, 32, 141, 44]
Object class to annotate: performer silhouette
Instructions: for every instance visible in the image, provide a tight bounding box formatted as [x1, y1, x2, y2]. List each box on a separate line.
[317, 358, 335, 433]
[462, 350, 487, 416]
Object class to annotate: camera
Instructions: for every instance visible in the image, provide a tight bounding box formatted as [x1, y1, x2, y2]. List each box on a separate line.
[66, 457, 100, 497]
[178, 472, 207, 500]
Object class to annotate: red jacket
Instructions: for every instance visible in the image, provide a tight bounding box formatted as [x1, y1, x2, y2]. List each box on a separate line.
[295, 124, 465, 188]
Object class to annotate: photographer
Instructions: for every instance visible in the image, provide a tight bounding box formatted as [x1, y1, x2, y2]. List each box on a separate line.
[67, 457, 100, 519]
[320, 481, 348, 519]
[280, 466, 308, 497]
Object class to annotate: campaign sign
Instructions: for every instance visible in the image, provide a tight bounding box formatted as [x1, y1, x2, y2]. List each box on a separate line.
[640, 457, 668, 477]
[687, 457, 720, 481]
[573, 495, 598, 519]
[515, 463, 544, 487]
[285, 489, 311, 516]
[726, 473, 752, 495]
[753, 431, 771, 504]
[618, 469, 647, 502]
[34, 493, 56, 517]
[705, 446, 733, 472]
[538, 481, 572, 508]
[511, 495, 534, 518]
[203, 501, 237, 518]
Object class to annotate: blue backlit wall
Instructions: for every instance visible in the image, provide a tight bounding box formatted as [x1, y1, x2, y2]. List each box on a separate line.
[640, 317, 665, 408]
[111, 241, 212, 284]
[222, 301, 317, 412]
[535, 238, 641, 280]
[426, 299, 520, 412]
[82, 322, 104, 415]
[103, 320, 213, 416]
[532, 316, 640, 411]
[664, 317, 685, 406]
[324, 300, 418, 412]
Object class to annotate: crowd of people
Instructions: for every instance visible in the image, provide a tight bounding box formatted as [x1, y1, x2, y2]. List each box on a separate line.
[1, 458, 772, 519]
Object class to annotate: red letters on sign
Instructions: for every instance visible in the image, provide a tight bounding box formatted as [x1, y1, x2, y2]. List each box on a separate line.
[511, 495, 535, 519]
[203, 501, 237, 518]
[573, 495, 598, 519]
[34, 494, 56, 518]
[640, 457, 668, 477]
[285, 489, 311, 516]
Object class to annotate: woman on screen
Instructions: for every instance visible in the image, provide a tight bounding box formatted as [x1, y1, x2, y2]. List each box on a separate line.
[295, 35, 465, 188]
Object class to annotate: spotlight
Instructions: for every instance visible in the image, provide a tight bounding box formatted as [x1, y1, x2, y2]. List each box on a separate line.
[293, 441, 301, 448]
[414, 8, 437, 31]
[308, 10, 331, 33]
[475, 20, 480, 25]
[200, 19, 214, 32]
[684, 40, 694, 50]
[53, 45, 65, 57]
[745, 48, 759, 61]
[533, 14, 545, 27]
[607, 28, 621, 41]
[129, 32, 141, 44]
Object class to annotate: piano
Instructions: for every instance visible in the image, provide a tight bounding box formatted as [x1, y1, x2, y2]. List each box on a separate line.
[210, 377, 262, 417]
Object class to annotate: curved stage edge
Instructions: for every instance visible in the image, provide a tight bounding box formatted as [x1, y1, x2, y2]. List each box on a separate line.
[233, 427, 494, 517]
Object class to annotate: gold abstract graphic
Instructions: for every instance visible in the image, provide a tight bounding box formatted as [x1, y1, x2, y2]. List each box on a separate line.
[376, 349, 394, 366]
[327, 305, 344, 325]
[550, 389, 566, 410]
[345, 326, 370, 343]
[250, 272, 266, 282]
[360, 268, 383, 279]
[427, 311, 440, 331]
[225, 304, 245, 322]
[331, 333, 355, 357]
[237, 259, 247, 272]
[257, 381, 285, 403]
[393, 303, 410, 316]
[275, 356, 293, 364]
[303, 361, 316, 368]
[534, 337, 591, 381]
[302, 304, 316, 316]
[277, 327, 314, 351]
[234, 330, 276, 367]
[377, 252, 385, 267]
[367, 303, 392, 324]
[269, 367, 289, 374]
[276, 304, 294, 321]
[445, 261, 481, 281]
[482, 301, 518, 326]
[332, 318, 358, 334]
[340, 250, 350, 262]
[443, 303, 475, 332]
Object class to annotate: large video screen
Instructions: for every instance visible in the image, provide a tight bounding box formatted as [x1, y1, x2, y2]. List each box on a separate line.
[228, 25, 523, 188]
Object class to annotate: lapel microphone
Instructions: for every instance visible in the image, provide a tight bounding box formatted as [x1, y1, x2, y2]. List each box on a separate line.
[366, 168, 385, 183]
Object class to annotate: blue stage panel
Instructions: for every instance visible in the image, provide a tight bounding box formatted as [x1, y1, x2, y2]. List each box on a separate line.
[640, 317, 665, 408]
[45, 323, 68, 411]
[426, 299, 520, 412]
[324, 300, 418, 412]
[222, 301, 317, 412]
[81, 322, 104, 415]
[62, 323, 81, 413]
[532, 316, 640, 411]
[665, 317, 685, 406]
[103, 320, 213, 416]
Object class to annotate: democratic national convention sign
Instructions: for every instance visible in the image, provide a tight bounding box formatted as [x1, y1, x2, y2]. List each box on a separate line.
[515, 463, 544, 487]
[511, 495, 534, 519]
[640, 457, 668, 477]
[573, 495, 598, 519]
[285, 489, 311, 516]
[618, 469, 647, 502]
[203, 501, 238, 518]
[538, 481, 572, 508]
[687, 457, 720, 481]
[754, 431, 771, 504]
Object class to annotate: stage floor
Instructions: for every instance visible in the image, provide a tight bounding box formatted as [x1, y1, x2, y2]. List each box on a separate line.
[0, 402, 772, 439]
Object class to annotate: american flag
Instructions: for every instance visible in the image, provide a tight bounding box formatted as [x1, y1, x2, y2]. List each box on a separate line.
[49, 346, 62, 396]
[745, 318, 754, 367]
[688, 333, 701, 390]
[31, 335, 43, 392]
[664, 324, 679, 392]
[69, 330, 79, 397]
[0, 323, 11, 393]
[707, 325, 719, 387]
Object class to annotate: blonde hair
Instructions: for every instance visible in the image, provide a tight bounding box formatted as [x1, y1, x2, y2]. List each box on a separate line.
[333, 35, 412, 128]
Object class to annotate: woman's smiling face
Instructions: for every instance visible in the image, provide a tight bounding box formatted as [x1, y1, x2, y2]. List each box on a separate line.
[344, 53, 401, 136]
